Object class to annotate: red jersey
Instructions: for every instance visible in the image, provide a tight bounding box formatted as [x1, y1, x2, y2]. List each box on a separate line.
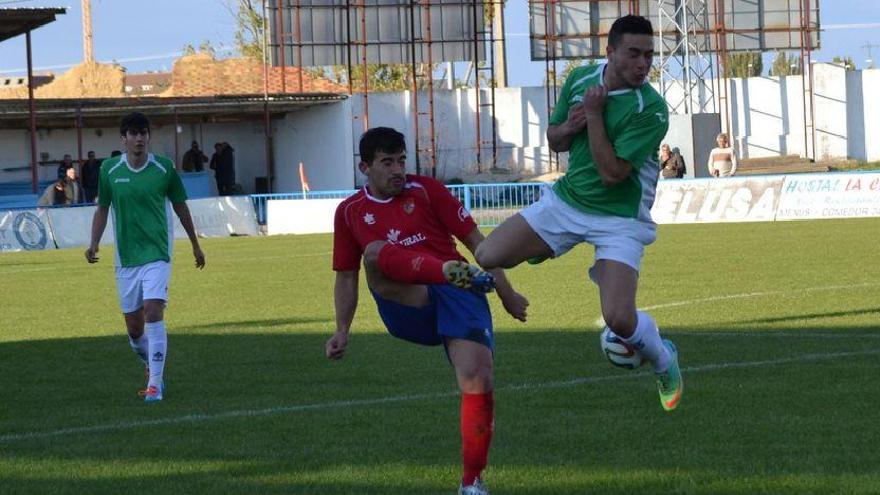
[333, 175, 477, 271]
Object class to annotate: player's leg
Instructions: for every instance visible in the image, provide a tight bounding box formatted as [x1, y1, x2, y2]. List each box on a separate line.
[476, 187, 581, 270]
[117, 266, 149, 373]
[364, 240, 494, 294]
[447, 338, 494, 494]
[140, 261, 171, 403]
[474, 213, 552, 269]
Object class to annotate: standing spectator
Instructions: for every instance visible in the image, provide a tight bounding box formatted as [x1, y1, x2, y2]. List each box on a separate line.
[81, 151, 101, 203]
[660, 144, 686, 179]
[181, 140, 208, 172]
[707, 132, 738, 177]
[210, 142, 236, 195]
[62, 167, 82, 204]
[57, 154, 74, 179]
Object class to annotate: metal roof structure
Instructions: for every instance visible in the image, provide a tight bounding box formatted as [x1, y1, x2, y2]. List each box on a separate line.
[0, 7, 66, 43]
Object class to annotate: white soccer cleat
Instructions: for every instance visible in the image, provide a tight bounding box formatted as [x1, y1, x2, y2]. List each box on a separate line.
[459, 478, 489, 495]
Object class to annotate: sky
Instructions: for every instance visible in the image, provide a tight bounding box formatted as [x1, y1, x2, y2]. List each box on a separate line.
[1, 0, 879, 87]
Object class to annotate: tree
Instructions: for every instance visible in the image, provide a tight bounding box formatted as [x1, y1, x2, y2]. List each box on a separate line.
[832, 56, 856, 71]
[312, 63, 439, 92]
[227, 0, 266, 61]
[769, 51, 802, 77]
[723, 52, 762, 78]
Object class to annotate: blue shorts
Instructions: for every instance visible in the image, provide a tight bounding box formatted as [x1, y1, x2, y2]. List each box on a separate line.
[371, 284, 494, 351]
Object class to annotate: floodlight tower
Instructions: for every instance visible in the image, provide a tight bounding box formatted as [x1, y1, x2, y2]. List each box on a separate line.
[655, 0, 716, 115]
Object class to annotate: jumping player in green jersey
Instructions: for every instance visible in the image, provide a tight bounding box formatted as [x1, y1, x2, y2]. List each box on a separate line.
[475, 15, 682, 412]
[85, 112, 205, 403]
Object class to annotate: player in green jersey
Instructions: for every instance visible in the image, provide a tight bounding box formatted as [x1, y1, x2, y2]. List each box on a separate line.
[475, 15, 682, 412]
[85, 112, 205, 403]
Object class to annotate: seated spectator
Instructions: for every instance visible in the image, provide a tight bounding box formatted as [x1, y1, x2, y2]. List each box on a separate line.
[38, 179, 70, 206]
[660, 144, 686, 179]
[81, 150, 101, 203]
[708, 133, 738, 177]
[57, 154, 74, 179]
[181, 140, 208, 172]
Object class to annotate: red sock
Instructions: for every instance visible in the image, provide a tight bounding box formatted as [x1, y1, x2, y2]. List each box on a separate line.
[461, 392, 494, 486]
[377, 243, 448, 285]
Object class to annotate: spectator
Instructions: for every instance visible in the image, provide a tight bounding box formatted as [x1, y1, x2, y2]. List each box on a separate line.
[81, 150, 101, 203]
[62, 167, 82, 204]
[210, 142, 236, 195]
[707, 132, 738, 177]
[181, 140, 208, 172]
[660, 144, 686, 179]
[57, 154, 74, 179]
[37, 180, 68, 206]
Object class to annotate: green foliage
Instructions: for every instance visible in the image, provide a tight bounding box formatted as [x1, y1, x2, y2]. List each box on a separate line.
[724, 52, 763, 78]
[769, 51, 802, 77]
[832, 56, 856, 71]
[229, 0, 266, 61]
[311, 63, 439, 92]
[3, 219, 880, 493]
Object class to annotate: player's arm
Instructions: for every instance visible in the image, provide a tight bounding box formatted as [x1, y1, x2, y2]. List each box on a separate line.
[172, 201, 205, 269]
[582, 85, 632, 187]
[327, 270, 359, 359]
[461, 228, 529, 322]
[84, 205, 109, 263]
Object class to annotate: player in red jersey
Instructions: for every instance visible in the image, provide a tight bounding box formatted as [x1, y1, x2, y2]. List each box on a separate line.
[326, 127, 529, 495]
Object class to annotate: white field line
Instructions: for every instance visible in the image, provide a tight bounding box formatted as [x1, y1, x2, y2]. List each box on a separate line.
[593, 282, 880, 327]
[2, 348, 878, 444]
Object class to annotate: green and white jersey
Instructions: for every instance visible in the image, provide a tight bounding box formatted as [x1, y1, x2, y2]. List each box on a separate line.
[550, 63, 669, 220]
[98, 153, 187, 267]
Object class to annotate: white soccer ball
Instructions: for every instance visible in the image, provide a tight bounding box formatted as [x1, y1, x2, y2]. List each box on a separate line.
[600, 327, 644, 369]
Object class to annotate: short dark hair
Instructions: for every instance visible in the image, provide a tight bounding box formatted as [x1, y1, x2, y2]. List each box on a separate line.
[359, 127, 406, 164]
[608, 15, 653, 48]
[110, 150, 122, 157]
[119, 112, 150, 136]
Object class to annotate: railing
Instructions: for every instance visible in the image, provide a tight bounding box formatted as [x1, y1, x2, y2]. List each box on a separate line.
[250, 182, 547, 227]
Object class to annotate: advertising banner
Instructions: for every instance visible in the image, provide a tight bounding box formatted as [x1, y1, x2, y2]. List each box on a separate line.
[267, 199, 345, 235]
[651, 177, 783, 224]
[776, 173, 880, 220]
[0, 209, 55, 252]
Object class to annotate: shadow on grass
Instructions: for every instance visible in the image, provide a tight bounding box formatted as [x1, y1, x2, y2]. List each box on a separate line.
[1, 325, 879, 494]
[183, 316, 332, 331]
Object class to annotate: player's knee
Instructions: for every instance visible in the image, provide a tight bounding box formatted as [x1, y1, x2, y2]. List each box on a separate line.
[362, 240, 386, 267]
[143, 300, 165, 323]
[456, 359, 494, 394]
[474, 243, 499, 270]
[604, 310, 636, 337]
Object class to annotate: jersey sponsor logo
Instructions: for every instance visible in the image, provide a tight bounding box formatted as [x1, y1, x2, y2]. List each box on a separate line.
[386, 228, 401, 243]
[12, 211, 48, 251]
[399, 232, 427, 247]
[363, 213, 375, 225]
[114, 178, 131, 183]
[403, 197, 415, 214]
[458, 206, 471, 222]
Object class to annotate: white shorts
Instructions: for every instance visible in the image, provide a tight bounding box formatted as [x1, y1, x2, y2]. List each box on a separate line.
[115, 260, 171, 314]
[519, 186, 656, 272]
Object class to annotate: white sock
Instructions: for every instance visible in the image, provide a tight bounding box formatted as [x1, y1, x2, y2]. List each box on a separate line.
[622, 311, 670, 373]
[145, 321, 167, 389]
[128, 334, 149, 366]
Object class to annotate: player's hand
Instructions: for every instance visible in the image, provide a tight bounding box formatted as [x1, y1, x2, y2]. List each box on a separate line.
[193, 246, 206, 269]
[326, 330, 349, 360]
[564, 103, 589, 134]
[582, 85, 608, 117]
[500, 290, 529, 322]
[84, 245, 99, 263]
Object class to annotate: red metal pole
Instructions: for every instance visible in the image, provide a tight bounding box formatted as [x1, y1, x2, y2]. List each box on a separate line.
[276, 0, 287, 94]
[173, 107, 180, 169]
[26, 31, 38, 194]
[75, 105, 83, 176]
[295, 0, 303, 92]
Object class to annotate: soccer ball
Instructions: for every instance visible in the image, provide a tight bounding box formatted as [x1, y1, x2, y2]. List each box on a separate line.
[600, 327, 644, 369]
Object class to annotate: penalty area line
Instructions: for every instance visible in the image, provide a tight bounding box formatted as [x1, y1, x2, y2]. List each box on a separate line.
[1, 348, 878, 444]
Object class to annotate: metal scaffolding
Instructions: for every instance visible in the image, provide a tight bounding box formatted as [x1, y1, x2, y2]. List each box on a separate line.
[267, 1, 502, 181]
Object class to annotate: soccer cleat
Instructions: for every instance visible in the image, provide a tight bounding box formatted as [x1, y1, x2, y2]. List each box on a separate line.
[655, 339, 683, 412]
[442, 260, 495, 293]
[459, 478, 489, 495]
[139, 385, 163, 403]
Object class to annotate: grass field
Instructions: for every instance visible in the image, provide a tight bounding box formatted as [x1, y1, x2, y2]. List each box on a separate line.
[1, 218, 879, 494]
